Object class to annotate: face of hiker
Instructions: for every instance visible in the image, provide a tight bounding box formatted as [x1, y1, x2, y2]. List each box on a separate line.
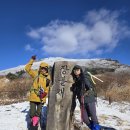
[74, 69, 81, 76]
[40, 67, 47, 75]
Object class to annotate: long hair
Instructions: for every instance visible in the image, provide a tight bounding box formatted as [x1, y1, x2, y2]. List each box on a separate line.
[71, 65, 84, 82]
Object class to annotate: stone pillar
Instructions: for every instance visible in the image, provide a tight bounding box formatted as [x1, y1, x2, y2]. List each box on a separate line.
[46, 61, 75, 130]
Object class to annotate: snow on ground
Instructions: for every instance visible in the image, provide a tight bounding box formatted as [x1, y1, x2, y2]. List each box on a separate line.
[0, 102, 30, 130]
[97, 98, 130, 130]
[0, 98, 130, 130]
[74, 98, 130, 130]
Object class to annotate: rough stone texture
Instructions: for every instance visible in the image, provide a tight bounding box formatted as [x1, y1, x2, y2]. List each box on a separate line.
[46, 61, 90, 130]
[72, 121, 90, 130]
[46, 61, 75, 130]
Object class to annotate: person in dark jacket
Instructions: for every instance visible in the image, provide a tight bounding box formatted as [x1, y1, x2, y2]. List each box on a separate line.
[70, 65, 101, 130]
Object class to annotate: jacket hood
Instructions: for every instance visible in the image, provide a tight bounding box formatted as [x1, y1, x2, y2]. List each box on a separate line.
[39, 62, 49, 75]
[73, 65, 82, 70]
[40, 62, 49, 68]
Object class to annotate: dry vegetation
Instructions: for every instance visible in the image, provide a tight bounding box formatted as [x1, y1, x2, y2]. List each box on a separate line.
[0, 70, 130, 105]
[95, 71, 130, 103]
[0, 76, 32, 105]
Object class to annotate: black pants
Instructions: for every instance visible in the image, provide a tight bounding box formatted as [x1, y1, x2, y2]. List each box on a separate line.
[71, 94, 98, 125]
[30, 101, 42, 118]
[71, 93, 81, 114]
[83, 102, 98, 125]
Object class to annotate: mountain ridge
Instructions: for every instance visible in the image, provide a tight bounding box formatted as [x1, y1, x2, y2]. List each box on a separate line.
[0, 57, 130, 75]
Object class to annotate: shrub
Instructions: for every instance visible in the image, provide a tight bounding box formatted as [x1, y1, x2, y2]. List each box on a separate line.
[0, 77, 32, 104]
[6, 72, 17, 80]
[16, 70, 26, 78]
[6, 70, 26, 80]
[95, 71, 130, 102]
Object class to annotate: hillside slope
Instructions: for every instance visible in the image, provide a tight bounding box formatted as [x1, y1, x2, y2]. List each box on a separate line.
[0, 57, 130, 75]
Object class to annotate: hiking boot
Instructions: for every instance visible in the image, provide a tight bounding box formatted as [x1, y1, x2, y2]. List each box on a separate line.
[92, 123, 101, 130]
[88, 122, 101, 130]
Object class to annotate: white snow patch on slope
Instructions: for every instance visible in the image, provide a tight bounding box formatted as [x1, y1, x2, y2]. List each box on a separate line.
[0, 98, 130, 130]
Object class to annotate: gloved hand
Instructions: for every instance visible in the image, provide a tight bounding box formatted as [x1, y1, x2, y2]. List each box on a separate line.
[84, 91, 89, 96]
[40, 92, 47, 99]
[46, 79, 50, 87]
[31, 55, 36, 60]
[70, 83, 76, 92]
[31, 116, 39, 126]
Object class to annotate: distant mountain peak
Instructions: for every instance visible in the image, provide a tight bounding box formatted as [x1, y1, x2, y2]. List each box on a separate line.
[0, 57, 130, 75]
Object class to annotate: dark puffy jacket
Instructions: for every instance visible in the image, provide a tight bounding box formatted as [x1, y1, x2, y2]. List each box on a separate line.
[71, 65, 96, 103]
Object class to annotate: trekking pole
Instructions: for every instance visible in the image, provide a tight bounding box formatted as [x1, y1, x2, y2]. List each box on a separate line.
[81, 95, 84, 124]
[87, 72, 104, 83]
[81, 81, 85, 125]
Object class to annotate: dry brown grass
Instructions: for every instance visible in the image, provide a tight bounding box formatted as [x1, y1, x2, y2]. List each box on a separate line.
[105, 85, 130, 102]
[0, 77, 32, 105]
[1, 71, 130, 105]
[0, 76, 10, 89]
[0, 75, 5, 79]
[95, 72, 130, 103]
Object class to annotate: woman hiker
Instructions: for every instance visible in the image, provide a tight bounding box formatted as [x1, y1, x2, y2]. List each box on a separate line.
[70, 65, 101, 130]
[25, 55, 51, 129]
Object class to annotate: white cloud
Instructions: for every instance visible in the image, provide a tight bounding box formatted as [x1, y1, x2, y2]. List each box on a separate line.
[25, 44, 35, 51]
[27, 9, 130, 56]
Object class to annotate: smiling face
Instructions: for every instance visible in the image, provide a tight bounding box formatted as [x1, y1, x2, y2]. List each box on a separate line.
[74, 68, 81, 76]
[40, 67, 48, 75]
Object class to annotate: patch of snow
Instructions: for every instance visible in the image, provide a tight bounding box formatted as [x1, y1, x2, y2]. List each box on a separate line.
[0, 102, 29, 130]
[74, 98, 130, 130]
[0, 98, 130, 130]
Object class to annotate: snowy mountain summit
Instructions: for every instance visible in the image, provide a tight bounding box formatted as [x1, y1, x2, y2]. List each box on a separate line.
[0, 57, 130, 75]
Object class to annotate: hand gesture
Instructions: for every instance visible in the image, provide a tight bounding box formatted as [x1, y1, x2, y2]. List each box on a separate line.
[31, 55, 36, 60]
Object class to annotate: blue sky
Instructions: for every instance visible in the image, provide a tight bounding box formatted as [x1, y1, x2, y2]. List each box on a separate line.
[0, 0, 130, 70]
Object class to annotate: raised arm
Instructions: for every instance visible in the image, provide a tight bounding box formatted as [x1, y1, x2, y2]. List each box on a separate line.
[25, 56, 37, 78]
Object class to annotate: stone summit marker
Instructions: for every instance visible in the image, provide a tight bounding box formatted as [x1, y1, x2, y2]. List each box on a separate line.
[46, 61, 75, 130]
[46, 61, 90, 130]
